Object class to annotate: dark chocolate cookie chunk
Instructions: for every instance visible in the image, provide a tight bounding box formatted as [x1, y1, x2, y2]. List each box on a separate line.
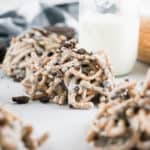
[12, 96, 29, 104]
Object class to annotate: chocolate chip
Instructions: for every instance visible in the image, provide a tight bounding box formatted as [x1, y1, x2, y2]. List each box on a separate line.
[125, 78, 129, 82]
[56, 71, 63, 78]
[133, 106, 140, 114]
[74, 86, 79, 92]
[59, 81, 66, 90]
[140, 132, 149, 141]
[47, 52, 53, 57]
[69, 104, 73, 108]
[123, 94, 130, 100]
[125, 120, 130, 127]
[0, 114, 7, 126]
[63, 40, 76, 49]
[92, 133, 99, 141]
[37, 51, 43, 56]
[39, 96, 49, 103]
[12, 96, 29, 104]
[92, 94, 100, 104]
[77, 48, 86, 54]
[63, 43, 72, 48]
[131, 146, 139, 150]
[81, 64, 90, 75]
[38, 75, 43, 82]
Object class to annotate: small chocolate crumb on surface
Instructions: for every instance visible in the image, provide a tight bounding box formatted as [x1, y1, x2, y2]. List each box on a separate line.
[77, 48, 87, 55]
[0, 114, 7, 126]
[12, 96, 29, 104]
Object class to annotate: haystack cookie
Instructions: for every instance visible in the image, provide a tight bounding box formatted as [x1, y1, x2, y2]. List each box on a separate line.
[3, 28, 67, 81]
[87, 70, 150, 150]
[22, 40, 115, 109]
[0, 107, 48, 150]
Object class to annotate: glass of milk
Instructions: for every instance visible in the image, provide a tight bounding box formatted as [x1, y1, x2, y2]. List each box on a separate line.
[79, 0, 140, 76]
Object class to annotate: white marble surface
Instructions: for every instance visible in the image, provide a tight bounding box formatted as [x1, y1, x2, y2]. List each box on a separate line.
[0, 61, 149, 150]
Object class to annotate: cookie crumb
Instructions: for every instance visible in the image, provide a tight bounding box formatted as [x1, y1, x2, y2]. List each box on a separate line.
[12, 96, 29, 104]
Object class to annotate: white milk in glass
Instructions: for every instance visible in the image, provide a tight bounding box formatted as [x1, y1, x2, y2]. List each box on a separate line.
[79, 0, 140, 76]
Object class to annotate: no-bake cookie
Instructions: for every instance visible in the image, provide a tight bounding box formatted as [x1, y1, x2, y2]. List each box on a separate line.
[0, 107, 48, 150]
[87, 70, 150, 150]
[22, 40, 115, 109]
[3, 28, 67, 81]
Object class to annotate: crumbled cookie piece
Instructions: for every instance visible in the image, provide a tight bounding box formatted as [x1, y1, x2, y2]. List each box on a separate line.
[3, 28, 67, 81]
[22, 40, 115, 109]
[0, 107, 48, 150]
[12, 96, 30, 104]
[87, 70, 150, 150]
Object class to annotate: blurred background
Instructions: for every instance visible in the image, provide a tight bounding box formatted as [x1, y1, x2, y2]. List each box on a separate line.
[0, 0, 78, 45]
[0, 0, 150, 65]
[0, 0, 149, 41]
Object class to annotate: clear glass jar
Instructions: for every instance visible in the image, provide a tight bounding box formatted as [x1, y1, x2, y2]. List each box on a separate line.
[138, 0, 150, 64]
[79, 0, 140, 76]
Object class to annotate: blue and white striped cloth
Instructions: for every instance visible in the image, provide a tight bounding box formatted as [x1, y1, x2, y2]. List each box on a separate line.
[0, 0, 78, 46]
